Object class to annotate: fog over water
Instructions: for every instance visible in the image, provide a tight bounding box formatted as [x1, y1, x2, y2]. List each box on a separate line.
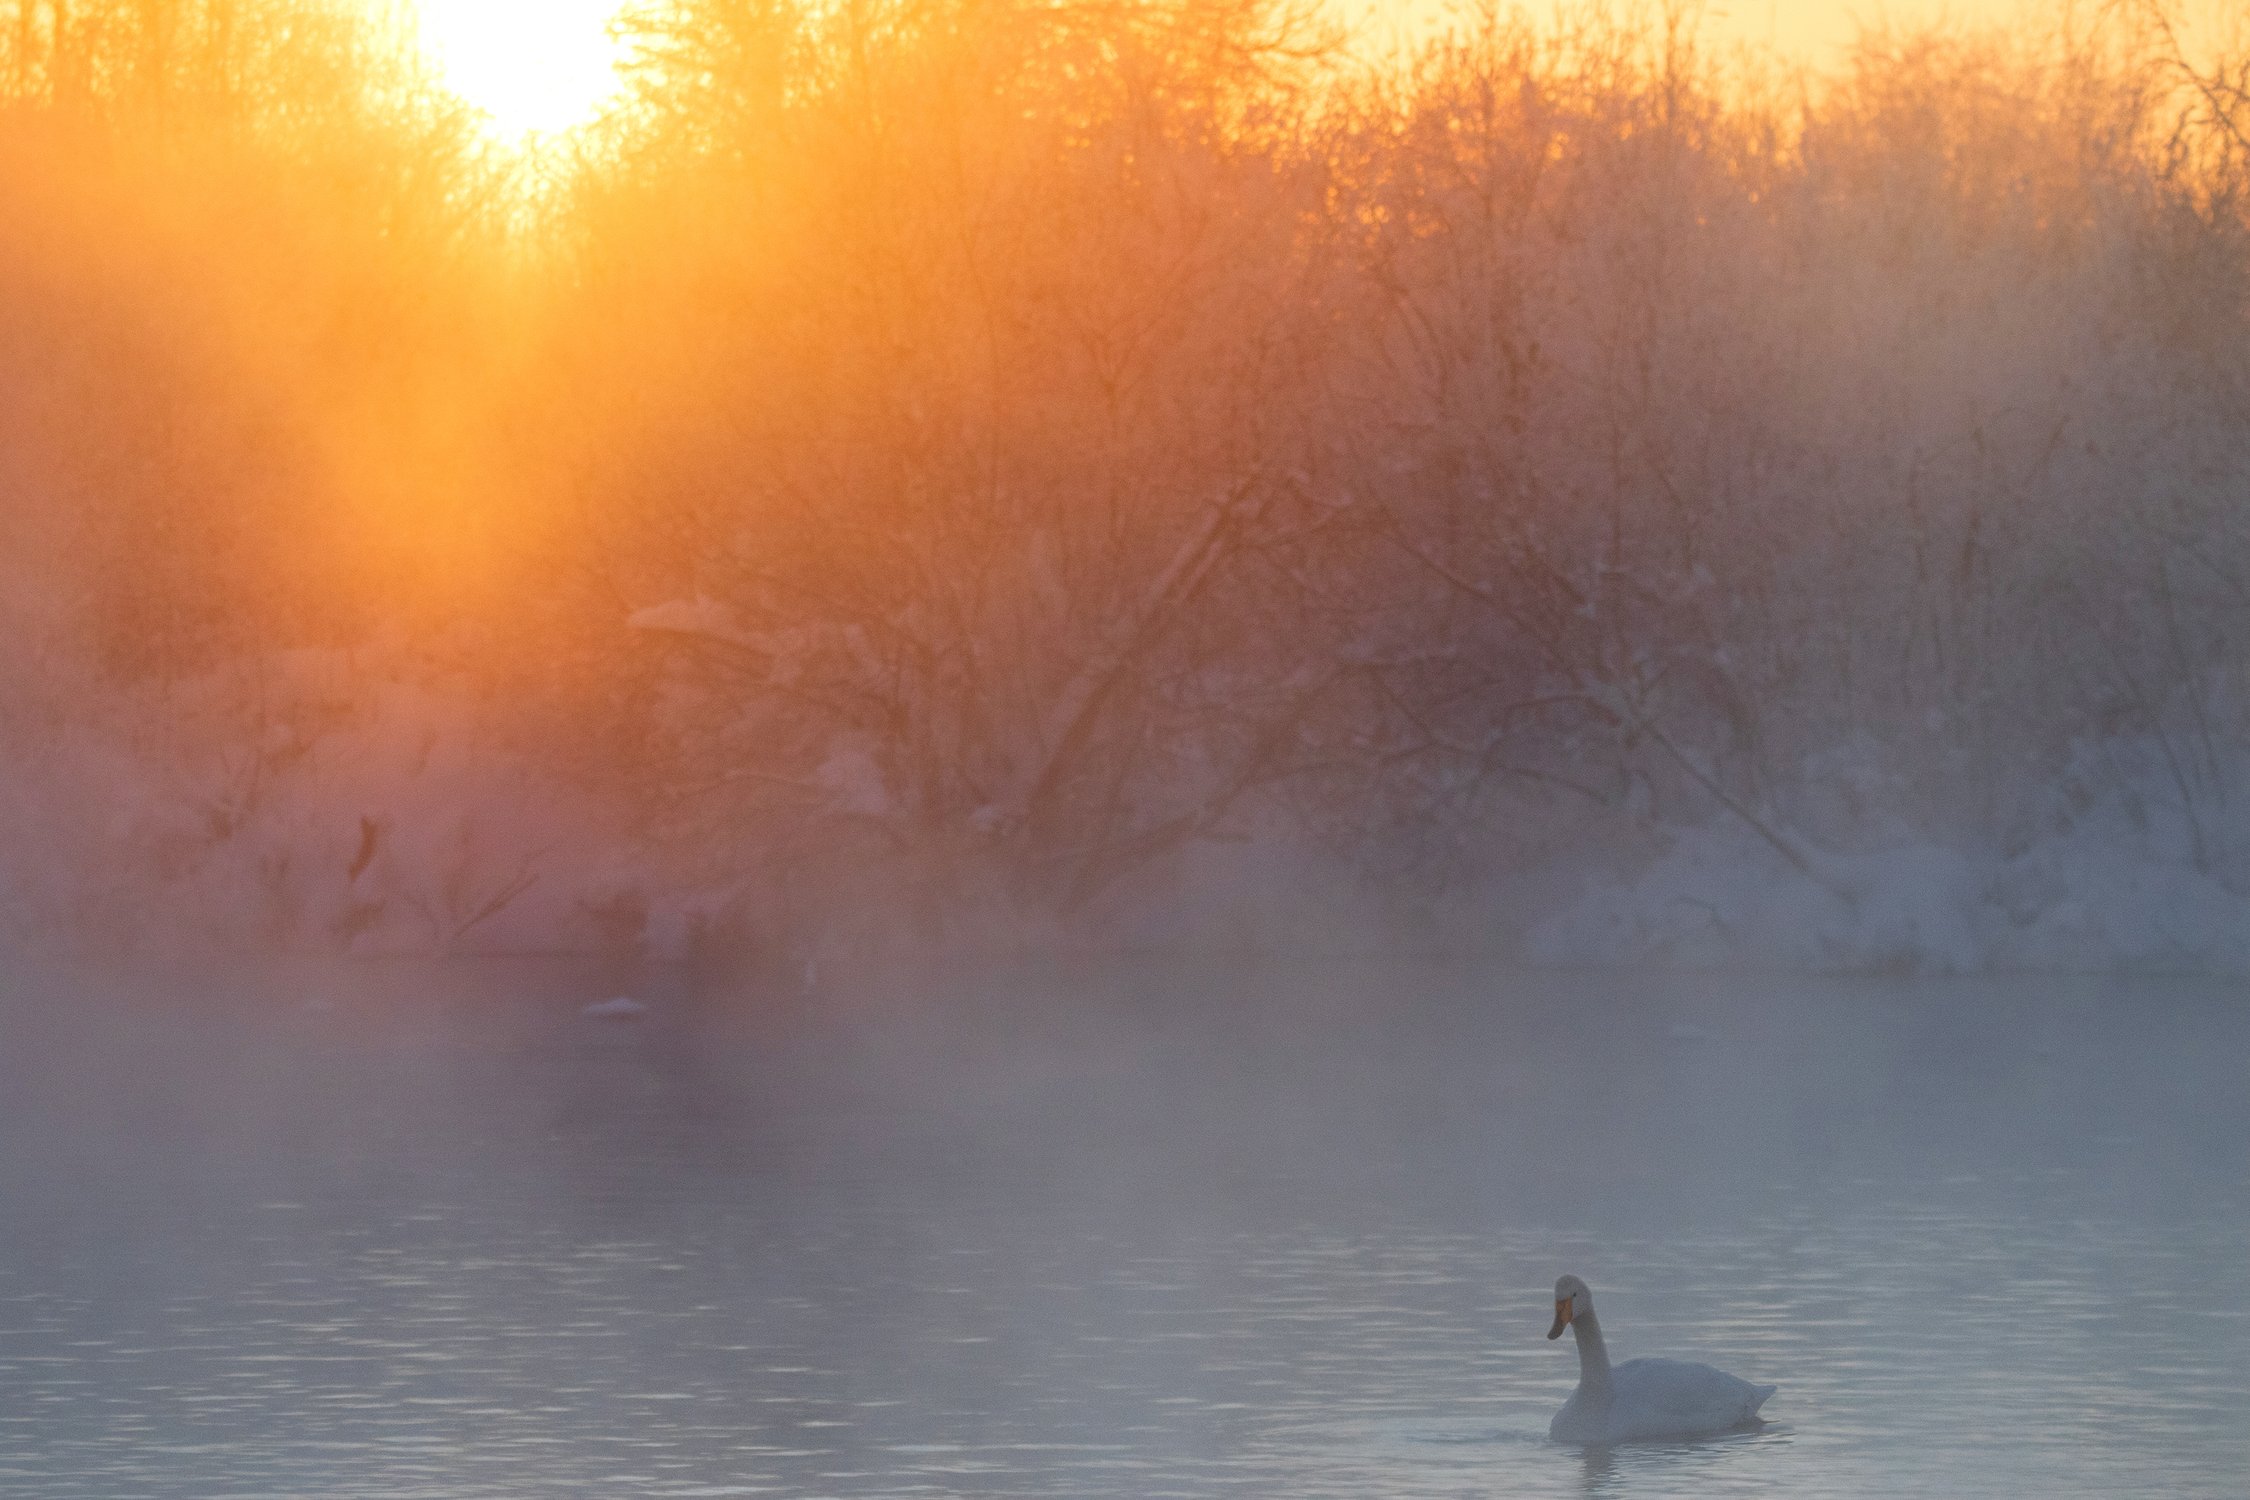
[2, 960, 2243, 1496]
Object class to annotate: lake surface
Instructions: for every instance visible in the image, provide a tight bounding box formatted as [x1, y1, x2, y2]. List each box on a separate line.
[0, 960, 2245, 1496]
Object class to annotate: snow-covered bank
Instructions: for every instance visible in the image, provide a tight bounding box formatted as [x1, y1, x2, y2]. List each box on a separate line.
[15, 649, 2250, 980]
[1530, 814, 2250, 977]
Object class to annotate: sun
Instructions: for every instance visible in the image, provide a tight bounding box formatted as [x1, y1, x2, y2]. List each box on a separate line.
[411, 0, 634, 143]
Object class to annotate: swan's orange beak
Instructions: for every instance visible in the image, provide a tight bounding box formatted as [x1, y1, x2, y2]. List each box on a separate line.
[1547, 1298, 1571, 1339]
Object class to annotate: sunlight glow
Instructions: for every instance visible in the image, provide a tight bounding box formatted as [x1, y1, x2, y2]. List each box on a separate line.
[412, 0, 632, 143]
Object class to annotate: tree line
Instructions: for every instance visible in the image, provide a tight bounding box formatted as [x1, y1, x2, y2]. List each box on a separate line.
[3, 0, 2248, 955]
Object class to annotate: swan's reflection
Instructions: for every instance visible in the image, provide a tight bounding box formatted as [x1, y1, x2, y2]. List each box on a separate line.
[1575, 1441, 1617, 1494]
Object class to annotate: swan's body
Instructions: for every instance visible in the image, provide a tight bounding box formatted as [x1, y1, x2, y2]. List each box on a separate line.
[1546, 1275, 1775, 1443]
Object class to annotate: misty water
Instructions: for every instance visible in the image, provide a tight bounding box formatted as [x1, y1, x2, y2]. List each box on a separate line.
[2, 961, 2245, 1497]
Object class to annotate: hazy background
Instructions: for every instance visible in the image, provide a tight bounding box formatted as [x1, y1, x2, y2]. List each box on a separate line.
[5, 0, 2250, 978]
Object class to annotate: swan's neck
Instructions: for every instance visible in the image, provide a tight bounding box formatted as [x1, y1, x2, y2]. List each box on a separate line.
[1571, 1309, 1614, 1392]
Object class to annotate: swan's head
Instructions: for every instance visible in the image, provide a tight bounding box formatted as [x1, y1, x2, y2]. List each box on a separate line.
[1548, 1274, 1592, 1339]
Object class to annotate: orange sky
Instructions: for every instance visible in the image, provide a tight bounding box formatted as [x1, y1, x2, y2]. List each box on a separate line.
[1659, 0, 2009, 59]
[1343, 0, 2023, 63]
[407, 0, 2191, 144]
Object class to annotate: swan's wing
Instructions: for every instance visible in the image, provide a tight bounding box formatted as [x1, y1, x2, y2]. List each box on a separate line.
[1609, 1358, 1773, 1437]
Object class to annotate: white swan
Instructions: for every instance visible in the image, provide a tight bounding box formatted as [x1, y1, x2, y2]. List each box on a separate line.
[1546, 1274, 1775, 1443]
